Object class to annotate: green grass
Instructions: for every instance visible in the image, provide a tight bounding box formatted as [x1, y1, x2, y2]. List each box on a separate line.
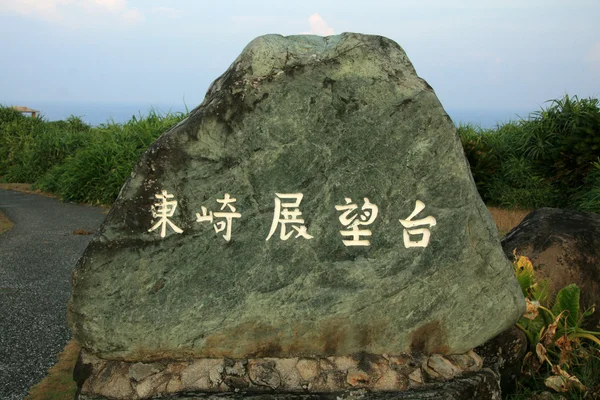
[458, 95, 600, 212]
[25, 340, 80, 400]
[0, 106, 187, 205]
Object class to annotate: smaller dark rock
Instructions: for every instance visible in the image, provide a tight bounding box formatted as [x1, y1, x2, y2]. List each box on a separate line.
[475, 326, 528, 395]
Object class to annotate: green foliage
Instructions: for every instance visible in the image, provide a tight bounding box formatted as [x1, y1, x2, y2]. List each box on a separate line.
[485, 156, 557, 209]
[458, 122, 558, 209]
[0, 105, 186, 205]
[531, 96, 600, 185]
[458, 124, 501, 195]
[577, 159, 600, 213]
[514, 254, 536, 298]
[0, 106, 27, 125]
[0, 110, 91, 182]
[552, 284, 581, 329]
[511, 255, 600, 398]
[458, 94, 600, 212]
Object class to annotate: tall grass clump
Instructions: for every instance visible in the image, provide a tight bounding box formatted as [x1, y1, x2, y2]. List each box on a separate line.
[459, 95, 600, 211]
[37, 110, 186, 204]
[0, 109, 92, 182]
[1, 109, 86, 182]
[577, 158, 600, 213]
[0, 106, 186, 205]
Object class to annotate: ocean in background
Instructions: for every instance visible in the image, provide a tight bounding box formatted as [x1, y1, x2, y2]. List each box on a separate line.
[3, 101, 191, 127]
[2, 101, 532, 129]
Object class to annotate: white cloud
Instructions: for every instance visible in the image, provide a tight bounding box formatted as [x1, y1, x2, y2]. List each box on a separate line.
[306, 13, 334, 36]
[0, 0, 143, 26]
[0, 0, 73, 21]
[151, 6, 183, 19]
[94, 0, 126, 13]
[122, 8, 143, 23]
[586, 42, 600, 65]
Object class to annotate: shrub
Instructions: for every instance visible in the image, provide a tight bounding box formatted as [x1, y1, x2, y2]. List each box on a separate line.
[485, 156, 558, 209]
[577, 158, 600, 213]
[459, 95, 600, 211]
[1, 105, 186, 205]
[522, 95, 600, 203]
[36, 110, 186, 204]
[0, 108, 93, 182]
[458, 124, 500, 198]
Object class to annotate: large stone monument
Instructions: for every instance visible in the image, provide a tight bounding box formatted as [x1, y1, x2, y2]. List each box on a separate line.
[69, 33, 526, 399]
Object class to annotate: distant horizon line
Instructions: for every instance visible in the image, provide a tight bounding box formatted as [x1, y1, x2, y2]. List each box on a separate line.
[1, 100, 534, 112]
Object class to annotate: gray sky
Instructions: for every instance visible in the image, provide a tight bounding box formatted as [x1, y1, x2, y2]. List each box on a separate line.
[1, 0, 599, 113]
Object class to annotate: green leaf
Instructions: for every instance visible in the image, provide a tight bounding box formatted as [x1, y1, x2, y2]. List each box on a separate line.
[582, 305, 596, 318]
[551, 284, 580, 328]
[531, 279, 551, 306]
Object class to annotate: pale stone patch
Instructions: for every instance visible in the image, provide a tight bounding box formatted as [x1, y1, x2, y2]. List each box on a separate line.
[134, 378, 157, 398]
[296, 358, 318, 381]
[273, 358, 302, 389]
[129, 362, 163, 382]
[374, 369, 406, 391]
[448, 350, 483, 372]
[408, 368, 424, 386]
[166, 376, 183, 392]
[180, 359, 224, 390]
[328, 355, 358, 371]
[423, 354, 463, 381]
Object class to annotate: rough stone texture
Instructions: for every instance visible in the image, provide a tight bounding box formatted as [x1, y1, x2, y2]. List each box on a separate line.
[475, 326, 528, 395]
[73, 349, 499, 399]
[68, 32, 525, 362]
[501, 208, 600, 328]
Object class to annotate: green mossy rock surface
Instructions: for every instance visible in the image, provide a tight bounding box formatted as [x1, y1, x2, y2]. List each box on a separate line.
[69, 33, 525, 361]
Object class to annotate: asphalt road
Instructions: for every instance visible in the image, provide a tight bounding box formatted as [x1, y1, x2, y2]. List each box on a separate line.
[0, 189, 106, 400]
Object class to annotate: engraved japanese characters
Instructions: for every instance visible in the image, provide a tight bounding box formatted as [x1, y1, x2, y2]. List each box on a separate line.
[149, 191, 435, 249]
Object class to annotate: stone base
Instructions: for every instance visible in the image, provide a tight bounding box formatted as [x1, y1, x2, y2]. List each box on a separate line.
[74, 351, 487, 399]
[77, 370, 500, 400]
[74, 328, 526, 400]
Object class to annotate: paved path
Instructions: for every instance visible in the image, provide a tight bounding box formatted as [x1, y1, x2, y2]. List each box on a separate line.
[0, 189, 106, 400]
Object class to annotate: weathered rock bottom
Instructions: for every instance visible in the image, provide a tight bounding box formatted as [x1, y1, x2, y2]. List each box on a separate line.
[76, 324, 529, 399]
[74, 350, 495, 399]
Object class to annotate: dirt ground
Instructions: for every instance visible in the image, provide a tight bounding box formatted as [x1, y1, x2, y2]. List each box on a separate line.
[0, 210, 13, 234]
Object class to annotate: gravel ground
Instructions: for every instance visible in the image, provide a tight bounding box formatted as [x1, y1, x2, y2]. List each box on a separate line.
[0, 189, 106, 400]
